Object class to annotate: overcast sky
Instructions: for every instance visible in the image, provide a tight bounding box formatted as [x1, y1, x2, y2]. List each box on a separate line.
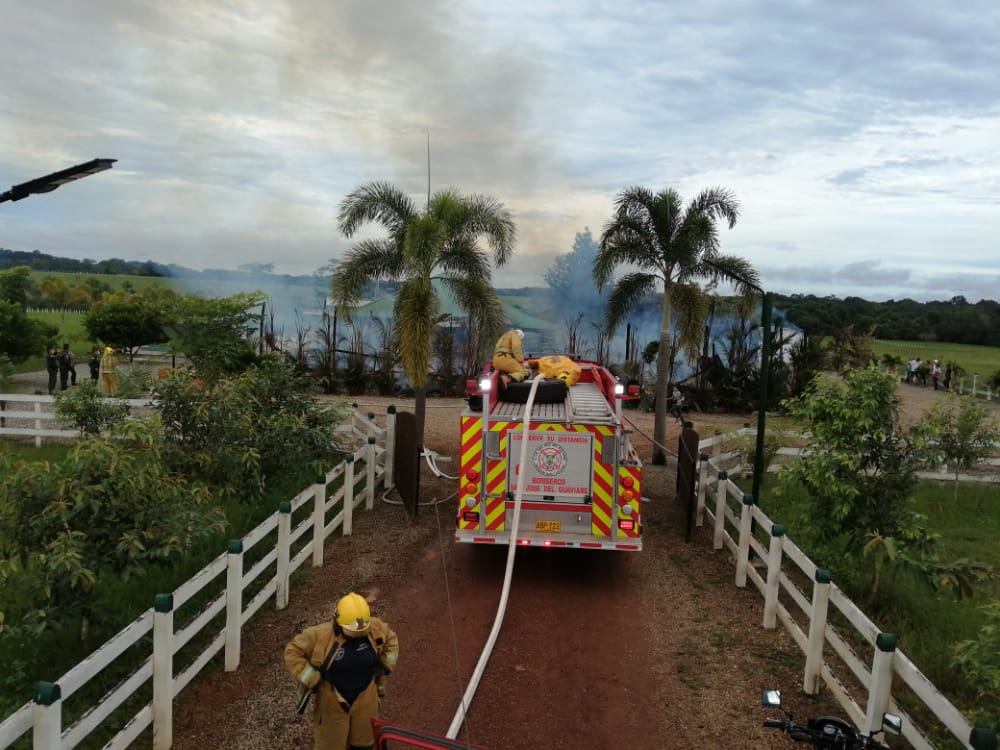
[2, 0, 998, 302]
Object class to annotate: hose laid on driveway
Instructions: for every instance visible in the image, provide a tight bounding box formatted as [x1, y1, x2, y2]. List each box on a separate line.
[445, 377, 540, 741]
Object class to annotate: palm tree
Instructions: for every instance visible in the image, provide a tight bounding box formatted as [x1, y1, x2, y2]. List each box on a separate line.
[595, 186, 759, 464]
[332, 181, 515, 443]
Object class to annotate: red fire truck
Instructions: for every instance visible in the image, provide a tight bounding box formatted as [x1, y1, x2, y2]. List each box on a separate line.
[456, 358, 643, 551]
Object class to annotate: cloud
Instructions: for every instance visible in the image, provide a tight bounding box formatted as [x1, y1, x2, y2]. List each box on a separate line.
[1, 0, 998, 305]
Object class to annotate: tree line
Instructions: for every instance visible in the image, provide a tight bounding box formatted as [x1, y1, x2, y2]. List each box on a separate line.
[775, 293, 1000, 347]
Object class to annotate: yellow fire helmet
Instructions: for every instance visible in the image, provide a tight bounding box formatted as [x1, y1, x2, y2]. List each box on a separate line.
[335, 592, 371, 636]
[104, 346, 114, 354]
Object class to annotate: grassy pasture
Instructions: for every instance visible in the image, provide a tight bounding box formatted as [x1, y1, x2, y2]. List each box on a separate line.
[874, 339, 1000, 380]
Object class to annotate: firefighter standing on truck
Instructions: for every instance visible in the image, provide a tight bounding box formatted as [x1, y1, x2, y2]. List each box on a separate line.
[285, 593, 399, 750]
[493, 327, 531, 384]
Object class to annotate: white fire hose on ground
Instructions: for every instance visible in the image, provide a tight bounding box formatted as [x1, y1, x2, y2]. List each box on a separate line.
[445, 378, 540, 741]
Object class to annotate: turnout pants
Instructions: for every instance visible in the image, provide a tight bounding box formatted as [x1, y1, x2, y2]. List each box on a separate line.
[493, 352, 530, 382]
[312, 681, 379, 750]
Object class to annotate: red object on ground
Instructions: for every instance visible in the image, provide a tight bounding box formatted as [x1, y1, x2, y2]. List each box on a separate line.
[372, 718, 490, 749]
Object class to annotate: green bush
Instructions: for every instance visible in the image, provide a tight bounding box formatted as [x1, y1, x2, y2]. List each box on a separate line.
[53, 380, 130, 436]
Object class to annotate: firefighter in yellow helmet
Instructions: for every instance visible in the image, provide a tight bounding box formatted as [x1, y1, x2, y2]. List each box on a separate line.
[100, 346, 119, 396]
[493, 328, 531, 384]
[285, 593, 399, 750]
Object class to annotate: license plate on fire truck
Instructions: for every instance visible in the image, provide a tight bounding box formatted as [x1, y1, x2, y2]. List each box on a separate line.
[535, 520, 560, 533]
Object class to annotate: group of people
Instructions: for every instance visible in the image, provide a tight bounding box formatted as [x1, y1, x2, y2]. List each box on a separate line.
[904, 356, 948, 391]
[45, 344, 120, 395]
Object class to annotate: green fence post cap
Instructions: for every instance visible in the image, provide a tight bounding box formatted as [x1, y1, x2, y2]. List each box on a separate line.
[699, 452, 710, 461]
[742, 493, 755, 506]
[387, 405, 397, 414]
[154, 593, 174, 612]
[718, 470, 728, 480]
[34, 681, 61, 705]
[875, 632, 897, 652]
[227, 539, 243, 554]
[815, 569, 832, 584]
[315, 473, 325, 484]
[345, 453, 355, 462]
[368, 436, 376, 444]
[368, 412, 375, 420]
[771, 524, 785, 537]
[279, 501, 292, 514]
[969, 727, 998, 750]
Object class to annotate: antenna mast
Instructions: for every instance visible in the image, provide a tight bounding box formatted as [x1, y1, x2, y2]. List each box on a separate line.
[426, 131, 431, 205]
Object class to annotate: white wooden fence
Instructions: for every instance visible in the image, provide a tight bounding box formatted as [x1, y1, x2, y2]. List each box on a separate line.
[0, 406, 397, 750]
[0, 394, 159, 447]
[695, 430, 998, 750]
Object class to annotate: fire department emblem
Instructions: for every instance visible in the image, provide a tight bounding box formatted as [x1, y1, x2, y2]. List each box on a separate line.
[533, 443, 567, 476]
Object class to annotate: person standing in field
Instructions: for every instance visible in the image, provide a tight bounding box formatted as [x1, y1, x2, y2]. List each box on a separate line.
[88, 347, 101, 382]
[100, 346, 119, 395]
[931, 360, 942, 391]
[45, 346, 60, 395]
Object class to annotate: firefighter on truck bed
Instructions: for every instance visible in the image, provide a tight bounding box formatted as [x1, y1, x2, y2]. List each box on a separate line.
[457, 356, 643, 551]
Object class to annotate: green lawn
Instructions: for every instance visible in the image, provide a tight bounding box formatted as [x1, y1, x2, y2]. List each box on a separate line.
[874, 339, 1000, 380]
[758, 475, 1000, 732]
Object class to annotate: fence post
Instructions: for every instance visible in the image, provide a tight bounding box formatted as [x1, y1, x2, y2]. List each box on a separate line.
[34, 400, 43, 448]
[153, 593, 174, 750]
[865, 632, 896, 733]
[385, 405, 397, 490]
[312, 474, 326, 567]
[344, 455, 355, 536]
[735, 494, 755, 588]
[696, 452, 709, 526]
[713, 470, 729, 550]
[224, 539, 243, 672]
[762, 524, 785, 629]
[366, 436, 376, 511]
[32, 681, 61, 750]
[276, 502, 291, 610]
[803, 569, 831, 695]
[969, 728, 999, 750]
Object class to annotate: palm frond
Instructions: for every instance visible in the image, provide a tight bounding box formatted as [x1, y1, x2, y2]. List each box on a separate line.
[696, 253, 761, 295]
[403, 215, 447, 278]
[604, 272, 659, 333]
[440, 276, 506, 333]
[438, 239, 493, 280]
[688, 186, 741, 229]
[669, 283, 709, 363]
[330, 239, 404, 314]
[456, 193, 516, 267]
[394, 279, 438, 390]
[337, 181, 416, 239]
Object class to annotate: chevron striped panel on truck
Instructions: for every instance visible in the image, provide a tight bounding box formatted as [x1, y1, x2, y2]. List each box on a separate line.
[588, 425, 614, 538]
[485, 421, 509, 530]
[616, 464, 642, 538]
[458, 416, 483, 531]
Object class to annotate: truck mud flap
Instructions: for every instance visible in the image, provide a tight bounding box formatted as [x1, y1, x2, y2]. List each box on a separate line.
[498, 379, 567, 404]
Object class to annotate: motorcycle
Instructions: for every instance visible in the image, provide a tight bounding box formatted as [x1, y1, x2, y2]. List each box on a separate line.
[762, 689, 903, 749]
